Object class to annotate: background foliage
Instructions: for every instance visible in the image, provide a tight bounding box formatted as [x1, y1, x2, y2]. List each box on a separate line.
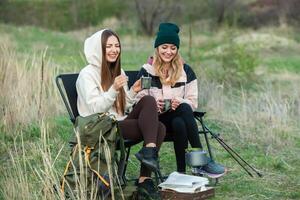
[0, 0, 124, 31]
[1, 0, 300, 34]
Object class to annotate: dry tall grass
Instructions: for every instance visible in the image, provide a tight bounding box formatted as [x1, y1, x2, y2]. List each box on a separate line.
[198, 75, 300, 152]
[0, 38, 62, 133]
[0, 38, 64, 199]
[1, 123, 124, 200]
[1, 123, 63, 199]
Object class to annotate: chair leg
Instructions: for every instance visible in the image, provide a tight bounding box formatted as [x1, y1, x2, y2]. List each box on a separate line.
[118, 146, 131, 185]
[154, 168, 164, 186]
[196, 115, 262, 178]
[199, 119, 214, 160]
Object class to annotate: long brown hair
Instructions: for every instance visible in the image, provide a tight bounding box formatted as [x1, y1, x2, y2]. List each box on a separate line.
[153, 48, 183, 86]
[101, 29, 126, 115]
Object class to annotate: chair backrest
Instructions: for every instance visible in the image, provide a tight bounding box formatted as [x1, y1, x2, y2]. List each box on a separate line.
[126, 70, 139, 88]
[56, 71, 139, 124]
[56, 74, 79, 124]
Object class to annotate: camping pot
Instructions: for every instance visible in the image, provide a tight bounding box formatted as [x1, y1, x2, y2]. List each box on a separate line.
[185, 150, 208, 167]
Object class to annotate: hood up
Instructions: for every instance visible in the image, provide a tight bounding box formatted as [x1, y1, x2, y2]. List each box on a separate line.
[84, 29, 107, 68]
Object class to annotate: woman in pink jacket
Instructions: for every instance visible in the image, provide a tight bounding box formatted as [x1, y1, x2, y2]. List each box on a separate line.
[136, 23, 226, 177]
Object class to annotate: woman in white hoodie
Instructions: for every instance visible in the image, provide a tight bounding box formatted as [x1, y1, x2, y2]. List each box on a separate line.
[76, 29, 165, 199]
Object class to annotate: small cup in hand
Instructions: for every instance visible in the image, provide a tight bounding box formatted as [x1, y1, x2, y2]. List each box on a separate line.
[163, 99, 171, 112]
[141, 76, 152, 89]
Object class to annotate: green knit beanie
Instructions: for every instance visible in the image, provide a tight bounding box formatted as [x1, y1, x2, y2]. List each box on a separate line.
[154, 23, 180, 48]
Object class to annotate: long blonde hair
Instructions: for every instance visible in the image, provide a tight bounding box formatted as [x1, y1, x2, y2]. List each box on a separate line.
[153, 48, 183, 86]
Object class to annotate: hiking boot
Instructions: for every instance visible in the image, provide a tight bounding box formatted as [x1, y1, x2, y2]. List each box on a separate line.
[137, 179, 161, 200]
[192, 158, 226, 178]
[135, 147, 159, 172]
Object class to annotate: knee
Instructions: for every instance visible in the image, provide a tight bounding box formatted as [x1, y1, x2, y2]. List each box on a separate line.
[176, 103, 193, 114]
[140, 95, 156, 107]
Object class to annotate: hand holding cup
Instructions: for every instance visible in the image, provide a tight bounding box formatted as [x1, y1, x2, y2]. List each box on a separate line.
[132, 79, 142, 93]
[171, 98, 181, 110]
[157, 99, 164, 113]
[141, 76, 152, 89]
[163, 99, 172, 111]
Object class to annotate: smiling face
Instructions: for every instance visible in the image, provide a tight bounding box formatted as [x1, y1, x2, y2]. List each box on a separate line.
[105, 35, 120, 63]
[157, 43, 178, 63]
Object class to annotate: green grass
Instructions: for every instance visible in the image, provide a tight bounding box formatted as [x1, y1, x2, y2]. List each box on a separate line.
[264, 56, 300, 73]
[121, 48, 152, 70]
[49, 116, 74, 141]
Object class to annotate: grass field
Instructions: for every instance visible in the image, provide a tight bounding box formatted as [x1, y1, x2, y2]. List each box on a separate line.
[0, 22, 300, 200]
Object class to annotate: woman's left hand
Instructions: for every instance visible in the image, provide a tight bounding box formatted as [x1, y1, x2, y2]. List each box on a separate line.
[132, 79, 142, 93]
[171, 98, 181, 110]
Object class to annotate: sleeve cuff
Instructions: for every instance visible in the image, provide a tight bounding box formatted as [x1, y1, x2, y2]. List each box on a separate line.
[129, 87, 137, 98]
[108, 85, 119, 98]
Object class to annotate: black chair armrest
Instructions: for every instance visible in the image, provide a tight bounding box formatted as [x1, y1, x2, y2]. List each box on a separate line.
[193, 111, 206, 118]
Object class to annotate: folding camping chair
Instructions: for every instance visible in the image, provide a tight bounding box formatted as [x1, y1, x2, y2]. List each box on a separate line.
[55, 71, 215, 183]
[55, 73, 140, 185]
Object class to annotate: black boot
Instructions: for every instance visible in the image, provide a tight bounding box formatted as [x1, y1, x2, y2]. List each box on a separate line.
[137, 179, 161, 200]
[135, 147, 159, 172]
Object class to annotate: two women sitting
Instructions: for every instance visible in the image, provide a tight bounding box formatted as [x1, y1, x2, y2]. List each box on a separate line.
[76, 23, 225, 199]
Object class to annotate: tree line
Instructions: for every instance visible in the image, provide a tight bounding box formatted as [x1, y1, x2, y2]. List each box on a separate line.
[1, 0, 300, 35]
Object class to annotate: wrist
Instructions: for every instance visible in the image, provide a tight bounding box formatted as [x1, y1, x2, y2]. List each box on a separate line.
[109, 85, 119, 94]
[133, 87, 139, 93]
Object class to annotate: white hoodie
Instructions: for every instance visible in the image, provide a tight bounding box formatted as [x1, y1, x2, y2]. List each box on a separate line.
[76, 29, 136, 120]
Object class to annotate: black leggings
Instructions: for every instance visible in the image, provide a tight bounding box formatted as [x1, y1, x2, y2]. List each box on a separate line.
[119, 96, 166, 177]
[159, 103, 202, 173]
